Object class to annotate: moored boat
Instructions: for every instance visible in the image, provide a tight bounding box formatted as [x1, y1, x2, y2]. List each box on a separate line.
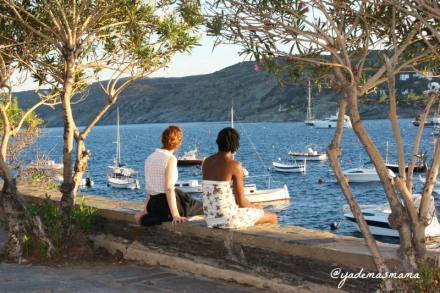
[344, 195, 440, 238]
[106, 106, 140, 190]
[272, 160, 306, 173]
[288, 146, 327, 161]
[177, 146, 205, 166]
[343, 166, 395, 183]
[314, 111, 352, 129]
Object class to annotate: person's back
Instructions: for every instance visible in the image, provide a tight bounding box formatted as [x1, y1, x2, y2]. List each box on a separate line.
[201, 127, 277, 228]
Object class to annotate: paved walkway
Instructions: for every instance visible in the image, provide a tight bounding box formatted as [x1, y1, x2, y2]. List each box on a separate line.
[0, 262, 260, 293]
[0, 228, 261, 293]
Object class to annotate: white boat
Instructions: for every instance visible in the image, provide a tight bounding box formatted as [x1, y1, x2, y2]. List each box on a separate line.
[344, 195, 440, 238]
[304, 80, 317, 126]
[272, 160, 306, 173]
[178, 180, 290, 203]
[244, 184, 290, 203]
[343, 166, 395, 183]
[27, 159, 64, 170]
[288, 146, 327, 161]
[230, 105, 291, 201]
[107, 106, 140, 190]
[177, 146, 205, 166]
[314, 112, 352, 129]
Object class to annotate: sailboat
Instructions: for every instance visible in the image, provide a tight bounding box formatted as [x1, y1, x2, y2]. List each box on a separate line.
[231, 105, 290, 203]
[304, 80, 317, 126]
[106, 106, 140, 190]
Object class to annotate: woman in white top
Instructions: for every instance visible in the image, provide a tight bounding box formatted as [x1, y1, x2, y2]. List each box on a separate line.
[201, 127, 277, 228]
[135, 126, 203, 225]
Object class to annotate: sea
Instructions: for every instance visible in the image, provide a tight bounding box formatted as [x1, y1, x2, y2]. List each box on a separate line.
[31, 119, 439, 241]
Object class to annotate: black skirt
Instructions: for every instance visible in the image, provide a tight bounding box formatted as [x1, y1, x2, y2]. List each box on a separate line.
[140, 188, 203, 226]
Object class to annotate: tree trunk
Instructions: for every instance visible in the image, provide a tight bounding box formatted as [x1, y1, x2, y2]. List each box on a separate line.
[326, 100, 394, 291]
[0, 158, 54, 260]
[59, 51, 77, 233]
[346, 87, 418, 272]
[71, 139, 90, 203]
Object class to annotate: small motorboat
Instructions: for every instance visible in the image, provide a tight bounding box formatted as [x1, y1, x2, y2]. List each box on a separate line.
[344, 194, 440, 238]
[272, 160, 306, 173]
[177, 146, 205, 166]
[385, 163, 427, 173]
[314, 111, 352, 129]
[288, 146, 327, 161]
[343, 166, 395, 183]
[244, 184, 290, 203]
[186, 181, 290, 203]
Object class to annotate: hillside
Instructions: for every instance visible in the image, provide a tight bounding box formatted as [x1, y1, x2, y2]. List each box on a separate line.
[14, 60, 434, 127]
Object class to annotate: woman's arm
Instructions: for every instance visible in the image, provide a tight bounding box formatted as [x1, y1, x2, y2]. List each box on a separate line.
[232, 163, 253, 208]
[165, 156, 186, 223]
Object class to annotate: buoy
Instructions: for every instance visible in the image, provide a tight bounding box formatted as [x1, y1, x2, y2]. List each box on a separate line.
[330, 221, 339, 230]
[317, 178, 324, 184]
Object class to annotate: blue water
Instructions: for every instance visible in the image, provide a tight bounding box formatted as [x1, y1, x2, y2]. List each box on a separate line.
[32, 119, 438, 238]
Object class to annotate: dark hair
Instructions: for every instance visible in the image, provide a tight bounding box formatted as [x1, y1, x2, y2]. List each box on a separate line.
[216, 127, 240, 153]
[161, 125, 182, 150]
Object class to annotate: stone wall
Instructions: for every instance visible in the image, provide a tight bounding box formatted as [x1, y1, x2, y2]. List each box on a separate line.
[12, 184, 439, 292]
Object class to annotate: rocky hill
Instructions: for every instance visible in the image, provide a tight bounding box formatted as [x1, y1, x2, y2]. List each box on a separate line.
[14, 60, 434, 127]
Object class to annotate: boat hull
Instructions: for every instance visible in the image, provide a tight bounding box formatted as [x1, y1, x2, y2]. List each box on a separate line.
[245, 184, 290, 203]
[345, 210, 440, 238]
[314, 121, 352, 129]
[385, 163, 426, 173]
[107, 177, 140, 190]
[177, 159, 204, 166]
[272, 162, 305, 173]
[289, 153, 327, 161]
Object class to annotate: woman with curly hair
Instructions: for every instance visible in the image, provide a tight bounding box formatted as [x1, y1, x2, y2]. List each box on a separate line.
[135, 125, 203, 225]
[201, 127, 277, 229]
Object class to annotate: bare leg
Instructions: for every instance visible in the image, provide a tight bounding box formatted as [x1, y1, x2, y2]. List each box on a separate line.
[255, 211, 278, 225]
[134, 211, 147, 225]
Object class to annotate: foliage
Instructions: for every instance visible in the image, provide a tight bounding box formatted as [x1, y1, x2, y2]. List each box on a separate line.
[413, 263, 440, 293]
[70, 197, 96, 233]
[0, 95, 44, 170]
[25, 195, 96, 256]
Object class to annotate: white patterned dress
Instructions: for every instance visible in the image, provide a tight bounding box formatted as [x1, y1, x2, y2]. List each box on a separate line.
[201, 180, 264, 229]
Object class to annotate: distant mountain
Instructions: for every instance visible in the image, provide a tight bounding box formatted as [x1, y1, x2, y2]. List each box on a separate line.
[14, 60, 434, 127]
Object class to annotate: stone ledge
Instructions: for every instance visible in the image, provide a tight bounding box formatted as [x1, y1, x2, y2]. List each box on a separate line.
[13, 183, 440, 291]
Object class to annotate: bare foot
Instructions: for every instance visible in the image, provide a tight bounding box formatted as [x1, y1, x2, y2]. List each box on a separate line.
[134, 211, 147, 225]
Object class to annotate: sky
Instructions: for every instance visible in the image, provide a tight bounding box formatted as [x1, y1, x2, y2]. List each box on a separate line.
[14, 37, 247, 92]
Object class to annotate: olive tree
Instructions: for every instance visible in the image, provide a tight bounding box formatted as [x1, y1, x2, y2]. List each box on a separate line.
[206, 0, 439, 289]
[0, 7, 58, 260]
[4, 0, 203, 232]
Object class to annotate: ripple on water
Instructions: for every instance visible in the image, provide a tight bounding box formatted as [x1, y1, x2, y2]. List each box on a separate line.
[32, 120, 437, 242]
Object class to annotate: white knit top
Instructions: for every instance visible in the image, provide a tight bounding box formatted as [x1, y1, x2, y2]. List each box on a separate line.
[145, 148, 178, 195]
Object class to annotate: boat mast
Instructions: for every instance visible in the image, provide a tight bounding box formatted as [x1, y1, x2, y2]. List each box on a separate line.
[231, 102, 235, 159]
[385, 141, 389, 164]
[306, 80, 312, 121]
[115, 106, 121, 167]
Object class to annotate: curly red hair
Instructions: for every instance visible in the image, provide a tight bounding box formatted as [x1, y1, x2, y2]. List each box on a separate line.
[161, 125, 182, 150]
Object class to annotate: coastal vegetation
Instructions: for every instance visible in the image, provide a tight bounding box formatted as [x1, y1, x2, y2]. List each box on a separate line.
[0, 0, 203, 261]
[207, 0, 439, 290]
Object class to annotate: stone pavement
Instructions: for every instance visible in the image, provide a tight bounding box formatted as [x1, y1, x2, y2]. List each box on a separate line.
[0, 228, 262, 293]
[0, 262, 262, 293]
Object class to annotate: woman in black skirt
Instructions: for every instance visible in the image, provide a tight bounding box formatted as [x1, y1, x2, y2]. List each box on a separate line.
[134, 126, 203, 225]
